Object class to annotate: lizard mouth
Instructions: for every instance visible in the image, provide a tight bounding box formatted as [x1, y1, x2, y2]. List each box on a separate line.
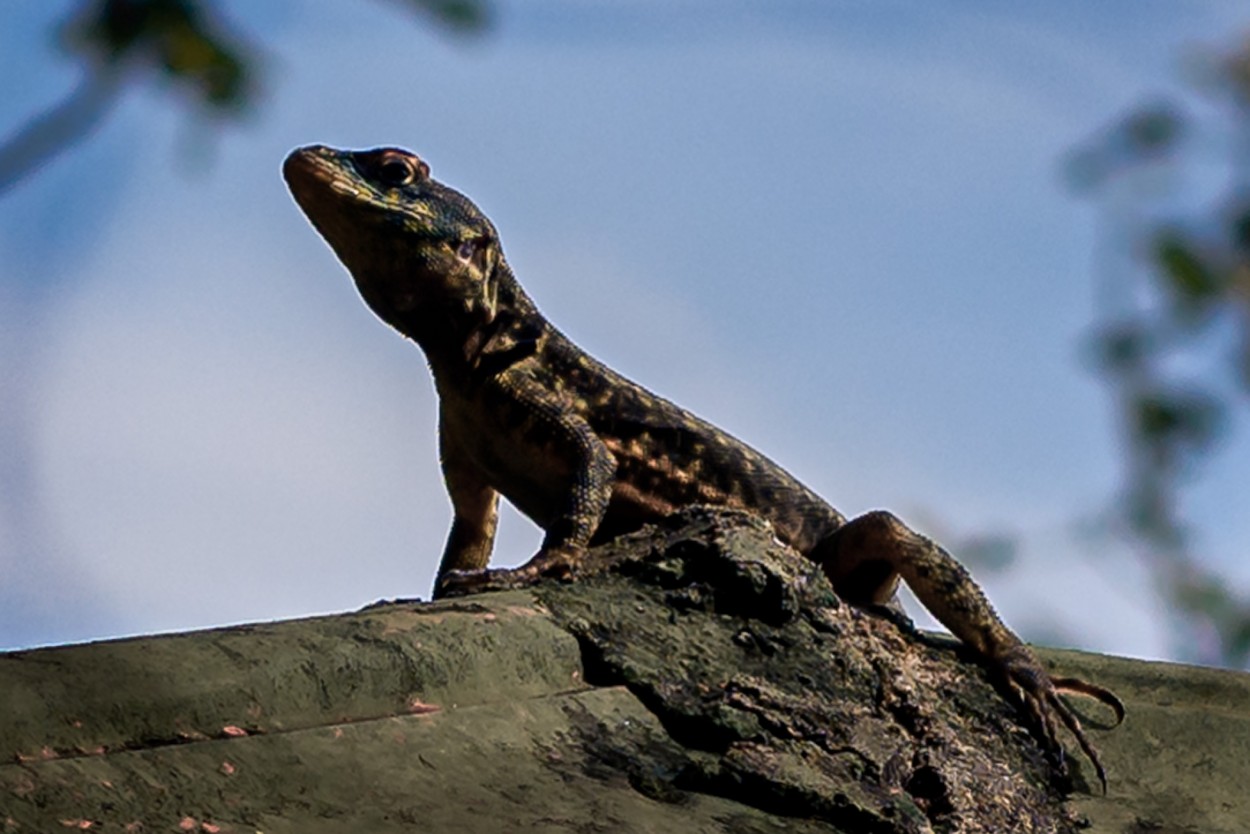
[283, 146, 362, 210]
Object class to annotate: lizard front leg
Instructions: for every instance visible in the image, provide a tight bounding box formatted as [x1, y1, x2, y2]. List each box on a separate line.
[432, 414, 501, 599]
[814, 510, 1124, 791]
[438, 389, 617, 596]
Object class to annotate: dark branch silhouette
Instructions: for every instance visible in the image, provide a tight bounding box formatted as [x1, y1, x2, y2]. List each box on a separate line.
[0, 71, 121, 195]
[0, 0, 490, 196]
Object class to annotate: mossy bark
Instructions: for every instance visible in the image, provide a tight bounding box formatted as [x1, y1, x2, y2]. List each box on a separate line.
[2, 508, 1248, 832]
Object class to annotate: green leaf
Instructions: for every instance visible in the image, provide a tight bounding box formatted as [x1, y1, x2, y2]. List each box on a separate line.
[955, 534, 1016, 572]
[1231, 205, 1250, 256]
[395, 0, 492, 33]
[1154, 231, 1224, 308]
[1132, 388, 1225, 458]
[1088, 321, 1153, 374]
[1122, 104, 1182, 156]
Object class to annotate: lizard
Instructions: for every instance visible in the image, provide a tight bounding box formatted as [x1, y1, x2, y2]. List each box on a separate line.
[282, 143, 1124, 790]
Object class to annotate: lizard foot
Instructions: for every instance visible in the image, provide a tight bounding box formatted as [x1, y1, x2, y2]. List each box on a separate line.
[997, 643, 1125, 793]
[438, 545, 586, 597]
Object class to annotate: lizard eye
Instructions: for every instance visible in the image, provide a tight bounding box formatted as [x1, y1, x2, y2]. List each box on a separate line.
[456, 238, 480, 263]
[377, 154, 415, 187]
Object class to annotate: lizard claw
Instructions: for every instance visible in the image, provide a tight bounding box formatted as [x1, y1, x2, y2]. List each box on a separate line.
[437, 567, 525, 597]
[438, 545, 586, 597]
[998, 644, 1124, 794]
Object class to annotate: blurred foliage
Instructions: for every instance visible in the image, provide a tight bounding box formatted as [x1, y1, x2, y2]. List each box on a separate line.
[62, 0, 254, 111]
[0, 0, 491, 195]
[393, 0, 491, 32]
[952, 533, 1017, 574]
[1066, 35, 1250, 668]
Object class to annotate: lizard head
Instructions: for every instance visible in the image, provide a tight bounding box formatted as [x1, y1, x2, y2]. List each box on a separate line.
[283, 145, 508, 346]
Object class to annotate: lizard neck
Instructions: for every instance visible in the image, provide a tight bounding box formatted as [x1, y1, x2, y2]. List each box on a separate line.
[402, 260, 548, 384]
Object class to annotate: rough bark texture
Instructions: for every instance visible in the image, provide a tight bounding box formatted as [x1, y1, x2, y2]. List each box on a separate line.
[1, 507, 1247, 833]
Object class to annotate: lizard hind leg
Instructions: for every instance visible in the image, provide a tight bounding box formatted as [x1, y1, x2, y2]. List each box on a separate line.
[814, 509, 1122, 792]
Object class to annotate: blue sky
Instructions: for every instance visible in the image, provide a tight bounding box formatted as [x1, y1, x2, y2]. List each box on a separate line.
[2, 1, 1247, 655]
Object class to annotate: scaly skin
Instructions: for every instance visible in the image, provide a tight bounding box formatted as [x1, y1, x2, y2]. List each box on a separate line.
[283, 144, 1124, 790]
